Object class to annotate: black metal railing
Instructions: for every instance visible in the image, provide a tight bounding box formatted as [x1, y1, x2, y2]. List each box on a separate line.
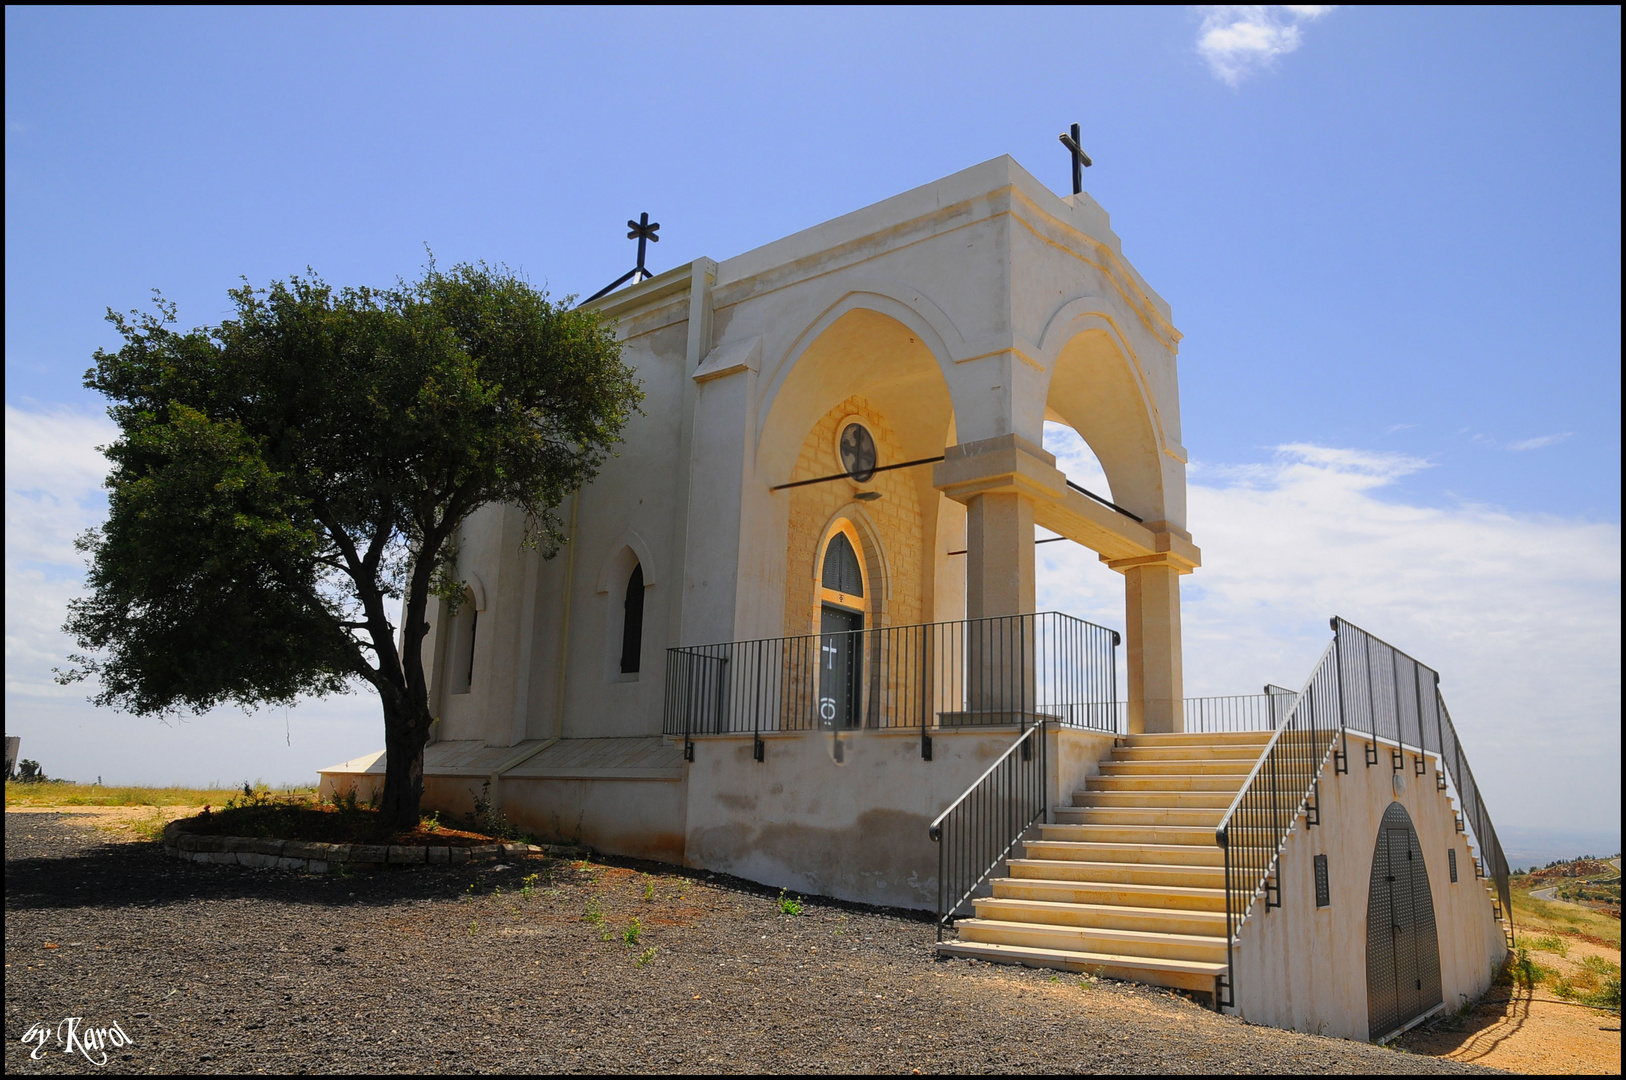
[1184, 688, 1299, 733]
[1214, 616, 1513, 1010]
[662, 611, 1119, 759]
[928, 720, 1047, 938]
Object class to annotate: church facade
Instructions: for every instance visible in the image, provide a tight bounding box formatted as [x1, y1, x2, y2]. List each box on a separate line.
[322, 156, 1510, 1040]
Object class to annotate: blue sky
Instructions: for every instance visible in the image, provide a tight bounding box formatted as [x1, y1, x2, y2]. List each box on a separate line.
[5, 7, 1619, 847]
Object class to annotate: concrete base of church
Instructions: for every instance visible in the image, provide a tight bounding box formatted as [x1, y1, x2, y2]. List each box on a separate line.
[320, 725, 1116, 911]
[1225, 730, 1507, 1041]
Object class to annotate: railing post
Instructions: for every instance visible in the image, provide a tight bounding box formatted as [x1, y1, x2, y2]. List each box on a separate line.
[1218, 823, 1233, 1011]
[1330, 617, 1348, 774]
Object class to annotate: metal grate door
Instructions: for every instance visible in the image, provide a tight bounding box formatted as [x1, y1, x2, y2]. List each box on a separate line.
[1367, 801, 1443, 1040]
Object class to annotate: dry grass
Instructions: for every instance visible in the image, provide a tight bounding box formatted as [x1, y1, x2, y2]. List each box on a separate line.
[1511, 880, 1621, 950]
[4, 780, 315, 809]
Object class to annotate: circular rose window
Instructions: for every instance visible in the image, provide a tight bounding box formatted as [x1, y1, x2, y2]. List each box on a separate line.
[839, 423, 876, 483]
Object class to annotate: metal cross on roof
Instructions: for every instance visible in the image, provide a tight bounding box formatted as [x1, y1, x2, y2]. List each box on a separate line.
[1058, 123, 1093, 195]
[581, 211, 662, 305]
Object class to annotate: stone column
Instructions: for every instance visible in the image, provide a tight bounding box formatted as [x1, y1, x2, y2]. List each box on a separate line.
[964, 491, 1036, 619]
[935, 435, 1057, 721]
[1110, 554, 1186, 734]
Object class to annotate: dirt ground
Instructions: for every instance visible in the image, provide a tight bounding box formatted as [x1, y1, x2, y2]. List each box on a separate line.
[5, 809, 1497, 1075]
[1397, 982, 1620, 1074]
[1395, 914, 1621, 1074]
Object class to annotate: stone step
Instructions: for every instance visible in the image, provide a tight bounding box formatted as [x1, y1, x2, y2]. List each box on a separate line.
[955, 918, 1228, 963]
[1053, 807, 1226, 827]
[1110, 745, 1266, 762]
[1007, 858, 1223, 887]
[935, 939, 1226, 995]
[1086, 774, 1246, 792]
[971, 896, 1229, 937]
[989, 876, 1227, 912]
[1122, 732, 1272, 748]
[1022, 840, 1223, 867]
[1065, 792, 1234, 810]
[1099, 760, 1256, 776]
[1034, 823, 1216, 846]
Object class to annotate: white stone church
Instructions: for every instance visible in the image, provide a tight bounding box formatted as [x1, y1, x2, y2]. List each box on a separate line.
[323, 155, 1511, 1041]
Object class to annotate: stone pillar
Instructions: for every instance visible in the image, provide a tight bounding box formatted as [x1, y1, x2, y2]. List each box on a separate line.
[935, 435, 1057, 721]
[964, 491, 1036, 619]
[1112, 555, 1186, 734]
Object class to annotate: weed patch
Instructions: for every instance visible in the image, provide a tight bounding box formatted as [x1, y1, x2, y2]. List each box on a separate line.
[1530, 933, 1570, 957]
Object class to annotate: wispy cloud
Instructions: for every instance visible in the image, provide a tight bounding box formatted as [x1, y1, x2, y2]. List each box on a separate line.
[1506, 432, 1573, 452]
[1040, 428, 1621, 833]
[1195, 5, 1336, 86]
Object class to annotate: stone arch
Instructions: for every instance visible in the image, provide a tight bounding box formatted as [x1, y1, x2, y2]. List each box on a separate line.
[1037, 299, 1173, 524]
[464, 571, 487, 612]
[756, 287, 962, 488]
[811, 505, 892, 623]
[594, 528, 657, 594]
[595, 532, 654, 682]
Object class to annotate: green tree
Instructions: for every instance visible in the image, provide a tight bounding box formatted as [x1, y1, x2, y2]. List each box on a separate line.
[61, 262, 640, 825]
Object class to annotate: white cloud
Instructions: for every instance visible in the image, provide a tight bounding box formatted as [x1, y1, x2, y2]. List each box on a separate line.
[1506, 432, 1573, 452]
[4, 403, 379, 786]
[1039, 430, 1621, 834]
[1195, 5, 1336, 86]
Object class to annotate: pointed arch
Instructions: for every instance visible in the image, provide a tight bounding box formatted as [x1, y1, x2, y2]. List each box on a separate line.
[595, 528, 657, 593]
[755, 284, 964, 487]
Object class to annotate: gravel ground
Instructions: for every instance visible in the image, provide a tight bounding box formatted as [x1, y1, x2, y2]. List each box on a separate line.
[6, 812, 1495, 1075]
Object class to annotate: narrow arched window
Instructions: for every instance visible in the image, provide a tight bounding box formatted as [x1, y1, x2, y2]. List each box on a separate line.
[620, 563, 645, 674]
[821, 532, 863, 597]
[446, 589, 478, 694]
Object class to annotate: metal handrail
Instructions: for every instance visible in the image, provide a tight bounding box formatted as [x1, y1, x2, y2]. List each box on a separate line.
[1215, 641, 1336, 839]
[929, 722, 1043, 838]
[928, 721, 1047, 939]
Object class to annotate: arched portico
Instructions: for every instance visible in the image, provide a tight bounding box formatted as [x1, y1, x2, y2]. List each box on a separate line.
[930, 294, 1198, 733]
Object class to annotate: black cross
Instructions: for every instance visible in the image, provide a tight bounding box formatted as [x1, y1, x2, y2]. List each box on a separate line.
[627, 211, 660, 281]
[1058, 122, 1092, 195]
[581, 211, 662, 305]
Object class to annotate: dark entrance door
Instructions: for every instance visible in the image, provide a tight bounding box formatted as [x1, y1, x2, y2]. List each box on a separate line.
[1366, 801, 1443, 1041]
[819, 605, 863, 730]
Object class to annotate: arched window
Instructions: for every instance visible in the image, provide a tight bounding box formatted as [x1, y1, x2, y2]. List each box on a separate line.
[446, 590, 478, 694]
[821, 532, 863, 597]
[620, 563, 645, 674]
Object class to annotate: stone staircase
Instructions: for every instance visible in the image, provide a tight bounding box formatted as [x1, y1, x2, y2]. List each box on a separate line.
[936, 731, 1276, 996]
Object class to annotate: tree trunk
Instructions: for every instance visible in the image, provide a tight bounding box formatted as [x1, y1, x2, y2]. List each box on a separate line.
[377, 690, 432, 828]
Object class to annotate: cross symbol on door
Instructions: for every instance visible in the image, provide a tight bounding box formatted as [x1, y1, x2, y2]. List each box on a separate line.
[822, 640, 839, 669]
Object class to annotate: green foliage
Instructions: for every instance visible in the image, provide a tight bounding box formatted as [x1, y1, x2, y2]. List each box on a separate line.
[623, 918, 642, 946]
[61, 261, 641, 824]
[466, 781, 518, 840]
[521, 873, 540, 898]
[1590, 974, 1622, 1011]
[636, 947, 657, 968]
[776, 889, 803, 916]
[1530, 933, 1569, 958]
[14, 759, 49, 783]
[642, 878, 655, 902]
[129, 806, 168, 842]
[1510, 947, 1551, 989]
[422, 810, 441, 833]
[583, 896, 603, 925]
